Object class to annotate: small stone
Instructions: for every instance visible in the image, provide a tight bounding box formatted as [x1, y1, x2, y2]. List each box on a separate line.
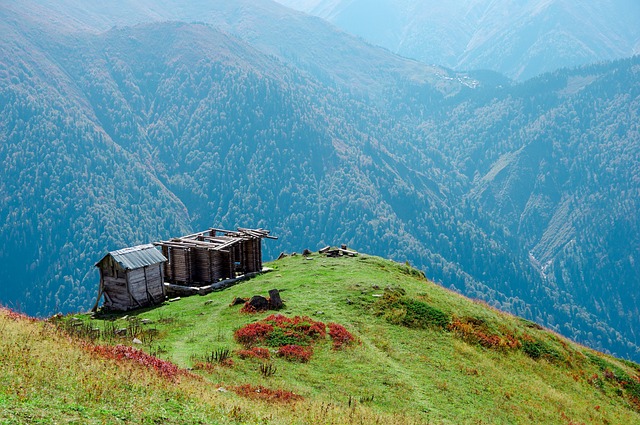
[315, 311, 324, 315]
[217, 387, 228, 392]
[169, 297, 181, 302]
[346, 298, 354, 305]
[141, 319, 153, 324]
[372, 285, 380, 290]
[305, 257, 314, 260]
[204, 300, 214, 306]
[132, 338, 142, 344]
[302, 248, 312, 255]
[372, 294, 383, 298]
[121, 315, 129, 321]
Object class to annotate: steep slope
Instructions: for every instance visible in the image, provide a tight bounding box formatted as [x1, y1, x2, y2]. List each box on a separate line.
[424, 58, 640, 359]
[0, 16, 467, 317]
[0, 0, 639, 363]
[0, 20, 192, 313]
[274, 0, 640, 80]
[11, 253, 640, 424]
[2, 0, 470, 99]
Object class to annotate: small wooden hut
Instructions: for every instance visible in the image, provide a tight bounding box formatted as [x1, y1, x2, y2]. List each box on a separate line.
[155, 228, 275, 287]
[94, 244, 167, 311]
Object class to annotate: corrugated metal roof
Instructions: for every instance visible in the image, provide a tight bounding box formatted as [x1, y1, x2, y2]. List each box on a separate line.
[106, 244, 167, 270]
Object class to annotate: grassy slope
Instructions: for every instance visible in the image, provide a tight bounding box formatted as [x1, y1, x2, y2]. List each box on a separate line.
[3, 253, 640, 424]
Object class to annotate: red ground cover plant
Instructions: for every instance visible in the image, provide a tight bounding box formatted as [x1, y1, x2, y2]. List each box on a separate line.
[237, 347, 271, 360]
[234, 315, 355, 362]
[234, 322, 274, 347]
[263, 314, 326, 339]
[231, 384, 303, 403]
[327, 323, 356, 349]
[192, 358, 234, 371]
[240, 303, 258, 314]
[1, 308, 39, 322]
[234, 315, 327, 348]
[448, 317, 520, 351]
[276, 344, 313, 362]
[86, 344, 188, 380]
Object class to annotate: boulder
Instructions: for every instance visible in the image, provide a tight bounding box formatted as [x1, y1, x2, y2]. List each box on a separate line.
[248, 295, 270, 311]
[268, 289, 284, 310]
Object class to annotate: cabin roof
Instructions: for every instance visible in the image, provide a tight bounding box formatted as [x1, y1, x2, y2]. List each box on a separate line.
[96, 244, 167, 270]
[154, 228, 275, 250]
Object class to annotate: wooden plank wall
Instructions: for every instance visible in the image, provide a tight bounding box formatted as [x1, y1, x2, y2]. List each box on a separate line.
[127, 268, 147, 306]
[210, 250, 229, 282]
[157, 232, 266, 287]
[103, 275, 131, 311]
[192, 248, 212, 285]
[102, 263, 165, 310]
[143, 264, 165, 303]
[169, 247, 191, 284]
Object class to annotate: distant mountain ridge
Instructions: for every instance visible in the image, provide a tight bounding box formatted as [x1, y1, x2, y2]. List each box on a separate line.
[1, 0, 639, 362]
[274, 0, 640, 80]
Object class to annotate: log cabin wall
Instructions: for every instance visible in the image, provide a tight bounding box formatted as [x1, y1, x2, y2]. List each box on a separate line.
[154, 228, 275, 287]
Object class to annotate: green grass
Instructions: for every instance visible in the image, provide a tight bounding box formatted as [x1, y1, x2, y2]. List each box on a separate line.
[4, 253, 640, 424]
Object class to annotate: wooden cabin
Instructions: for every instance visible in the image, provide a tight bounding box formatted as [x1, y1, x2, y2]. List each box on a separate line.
[95, 244, 167, 311]
[155, 228, 274, 287]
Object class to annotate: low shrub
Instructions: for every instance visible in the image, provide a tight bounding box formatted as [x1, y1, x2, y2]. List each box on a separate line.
[237, 347, 271, 360]
[399, 298, 449, 329]
[266, 327, 308, 347]
[234, 322, 274, 347]
[231, 384, 303, 403]
[234, 314, 353, 362]
[263, 315, 326, 347]
[277, 344, 313, 362]
[240, 303, 258, 314]
[586, 352, 640, 401]
[328, 323, 356, 349]
[448, 317, 520, 351]
[192, 358, 234, 371]
[87, 344, 187, 380]
[376, 291, 449, 329]
[521, 335, 562, 362]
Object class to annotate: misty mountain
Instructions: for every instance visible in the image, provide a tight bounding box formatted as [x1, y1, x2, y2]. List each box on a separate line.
[0, 0, 639, 362]
[274, 0, 640, 80]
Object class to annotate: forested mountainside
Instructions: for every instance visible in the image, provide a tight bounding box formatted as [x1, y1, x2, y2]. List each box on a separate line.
[274, 0, 640, 80]
[0, 0, 639, 361]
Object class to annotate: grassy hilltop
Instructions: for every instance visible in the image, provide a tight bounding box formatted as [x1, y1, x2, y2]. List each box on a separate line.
[2, 252, 640, 424]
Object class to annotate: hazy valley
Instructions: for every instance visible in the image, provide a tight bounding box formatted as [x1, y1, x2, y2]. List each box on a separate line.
[1, 0, 639, 368]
